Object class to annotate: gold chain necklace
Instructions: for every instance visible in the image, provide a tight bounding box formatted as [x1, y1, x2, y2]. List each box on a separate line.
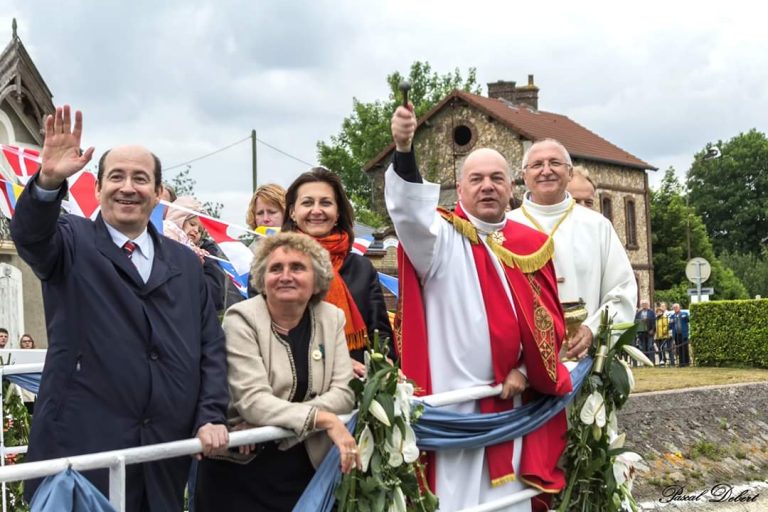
[520, 199, 576, 237]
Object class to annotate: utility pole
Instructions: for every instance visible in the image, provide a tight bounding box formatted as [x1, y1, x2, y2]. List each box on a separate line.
[251, 129, 257, 192]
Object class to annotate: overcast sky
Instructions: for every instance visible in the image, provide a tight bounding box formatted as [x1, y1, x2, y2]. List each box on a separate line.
[2, 0, 765, 226]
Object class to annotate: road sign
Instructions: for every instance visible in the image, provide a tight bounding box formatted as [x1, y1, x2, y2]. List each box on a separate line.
[686, 257, 711, 284]
[687, 288, 714, 295]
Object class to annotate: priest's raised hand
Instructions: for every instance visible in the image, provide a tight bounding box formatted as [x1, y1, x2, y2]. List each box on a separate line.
[391, 103, 416, 153]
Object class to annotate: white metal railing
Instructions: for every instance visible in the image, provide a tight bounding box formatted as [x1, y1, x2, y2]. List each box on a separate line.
[0, 364, 547, 512]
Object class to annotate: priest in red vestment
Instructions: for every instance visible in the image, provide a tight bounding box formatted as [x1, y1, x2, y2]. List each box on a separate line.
[386, 104, 576, 511]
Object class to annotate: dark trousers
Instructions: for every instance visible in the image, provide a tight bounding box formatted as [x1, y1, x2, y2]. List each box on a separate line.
[659, 338, 676, 366]
[675, 334, 690, 367]
[637, 333, 655, 364]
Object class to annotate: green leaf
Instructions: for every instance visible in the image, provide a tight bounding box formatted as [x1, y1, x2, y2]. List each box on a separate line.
[361, 367, 392, 412]
[613, 325, 638, 350]
[376, 393, 396, 424]
[608, 358, 630, 403]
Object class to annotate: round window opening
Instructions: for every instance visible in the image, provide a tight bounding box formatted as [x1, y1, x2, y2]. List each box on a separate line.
[453, 125, 473, 146]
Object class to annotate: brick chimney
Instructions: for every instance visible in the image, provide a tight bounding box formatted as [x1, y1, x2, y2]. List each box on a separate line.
[486, 74, 539, 110]
[487, 80, 517, 102]
[515, 74, 539, 110]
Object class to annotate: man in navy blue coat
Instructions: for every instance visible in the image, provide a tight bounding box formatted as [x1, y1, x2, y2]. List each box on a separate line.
[11, 105, 229, 511]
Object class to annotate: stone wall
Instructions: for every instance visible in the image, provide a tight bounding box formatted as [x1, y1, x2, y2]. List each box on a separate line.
[622, 382, 768, 504]
[0, 241, 48, 348]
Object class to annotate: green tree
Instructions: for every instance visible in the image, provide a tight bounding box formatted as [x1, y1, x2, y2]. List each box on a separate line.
[317, 61, 481, 225]
[168, 166, 222, 218]
[687, 129, 768, 255]
[719, 248, 768, 298]
[651, 168, 747, 304]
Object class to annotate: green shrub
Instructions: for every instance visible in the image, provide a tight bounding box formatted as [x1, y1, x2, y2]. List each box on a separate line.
[691, 299, 768, 368]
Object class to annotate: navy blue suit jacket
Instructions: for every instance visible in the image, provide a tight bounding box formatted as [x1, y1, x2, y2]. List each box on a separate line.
[11, 177, 228, 511]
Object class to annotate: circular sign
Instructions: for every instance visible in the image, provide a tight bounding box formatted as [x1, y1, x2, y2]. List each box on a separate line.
[685, 257, 711, 283]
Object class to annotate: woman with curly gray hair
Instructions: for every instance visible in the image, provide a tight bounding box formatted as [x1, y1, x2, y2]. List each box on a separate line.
[195, 232, 357, 511]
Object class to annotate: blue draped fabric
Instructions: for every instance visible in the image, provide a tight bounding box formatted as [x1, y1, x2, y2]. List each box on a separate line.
[30, 468, 116, 512]
[292, 415, 357, 512]
[294, 358, 591, 512]
[4, 373, 42, 394]
[377, 272, 398, 297]
[413, 357, 591, 449]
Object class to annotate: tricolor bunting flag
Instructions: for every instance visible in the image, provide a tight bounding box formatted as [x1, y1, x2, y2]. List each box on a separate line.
[1, 144, 41, 183]
[0, 178, 24, 219]
[351, 236, 373, 255]
[198, 216, 254, 298]
[65, 171, 101, 219]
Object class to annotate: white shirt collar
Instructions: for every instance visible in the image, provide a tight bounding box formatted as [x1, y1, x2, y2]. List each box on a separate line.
[103, 222, 151, 256]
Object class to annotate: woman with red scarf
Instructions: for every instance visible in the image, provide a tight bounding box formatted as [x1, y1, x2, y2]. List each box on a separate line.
[283, 168, 394, 377]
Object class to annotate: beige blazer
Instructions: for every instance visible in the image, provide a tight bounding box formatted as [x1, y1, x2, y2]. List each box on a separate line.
[222, 295, 355, 468]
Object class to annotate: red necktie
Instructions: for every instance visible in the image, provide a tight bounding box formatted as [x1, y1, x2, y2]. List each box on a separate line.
[122, 241, 137, 260]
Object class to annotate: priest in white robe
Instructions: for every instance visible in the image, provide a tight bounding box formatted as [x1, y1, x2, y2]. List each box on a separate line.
[508, 140, 638, 354]
[387, 106, 573, 512]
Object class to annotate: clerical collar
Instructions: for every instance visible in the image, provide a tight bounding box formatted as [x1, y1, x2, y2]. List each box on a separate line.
[523, 192, 573, 215]
[460, 202, 506, 234]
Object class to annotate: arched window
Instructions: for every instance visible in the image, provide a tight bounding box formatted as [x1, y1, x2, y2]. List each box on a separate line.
[625, 197, 638, 249]
[600, 193, 613, 222]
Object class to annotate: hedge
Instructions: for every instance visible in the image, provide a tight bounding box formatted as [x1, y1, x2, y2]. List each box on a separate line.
[690, 299, 768, 368]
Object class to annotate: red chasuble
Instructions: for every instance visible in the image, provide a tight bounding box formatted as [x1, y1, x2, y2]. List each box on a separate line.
[395, 204, 572, 507]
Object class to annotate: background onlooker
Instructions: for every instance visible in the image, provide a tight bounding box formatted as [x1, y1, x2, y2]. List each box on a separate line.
[635, 300, 656, 363]
[670, 303, 691, 367]
[654, 306, 674, 367]
[0, 328, 8, 348]
[19, 333, 35, 349]
[246, 183, 286, 231]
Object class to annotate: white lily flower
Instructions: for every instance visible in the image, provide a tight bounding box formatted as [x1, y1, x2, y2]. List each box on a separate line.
[613, 451, 648, 490]
[368, 398, 391, 427]
[393, 382, 414, 421]
[357, 425, 375, 472]
[385, 423, 419, 467]
[402, 423, 420, 463]
[364, 350, 371, 376]
[609, 432, 626, 450]
[388, 486, 407, 512]
[386, 426, 405, 467]
[607, 410, 618, 439]
[622, 345, 654, 367]
[618, 359, 635, 391]
[579, 391, 606, 427]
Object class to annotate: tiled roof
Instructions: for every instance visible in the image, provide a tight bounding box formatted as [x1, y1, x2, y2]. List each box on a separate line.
[364, 90, 655, 171]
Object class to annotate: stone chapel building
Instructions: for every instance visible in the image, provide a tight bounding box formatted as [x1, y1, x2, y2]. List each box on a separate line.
[0, 20, 54, 347]
[364, 75, 657, 304]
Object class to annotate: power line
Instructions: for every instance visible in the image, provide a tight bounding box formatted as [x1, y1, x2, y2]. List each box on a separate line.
[164, 135, 251, 171]
[163, 133, 315, 172]
[256, 138, 314, 168]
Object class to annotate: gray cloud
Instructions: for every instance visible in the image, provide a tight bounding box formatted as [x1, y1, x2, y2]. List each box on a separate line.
[3, 0, 766, 225]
